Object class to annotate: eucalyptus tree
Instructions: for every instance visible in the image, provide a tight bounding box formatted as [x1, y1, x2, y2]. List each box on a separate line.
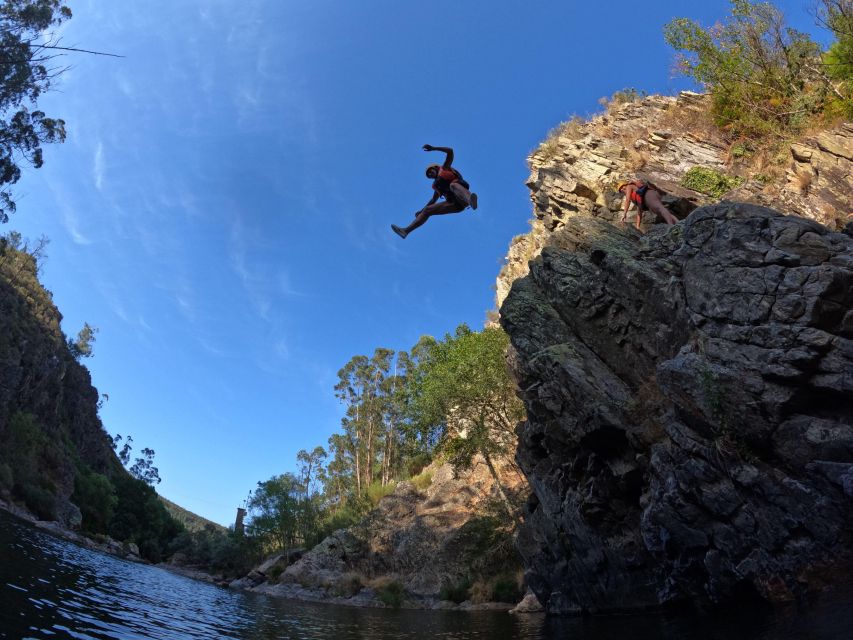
[333, 348, 399, 493]
[0, 1, 73, 222]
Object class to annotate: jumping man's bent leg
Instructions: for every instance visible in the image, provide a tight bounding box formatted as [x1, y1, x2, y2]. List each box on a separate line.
[395, 201, 465, 237]
[449, 183, 477, 210]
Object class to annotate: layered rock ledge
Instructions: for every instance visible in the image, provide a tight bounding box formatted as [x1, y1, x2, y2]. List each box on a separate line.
[500, 203, 853, 614]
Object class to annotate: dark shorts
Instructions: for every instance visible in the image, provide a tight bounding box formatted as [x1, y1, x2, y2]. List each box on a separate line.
[442, 189, 462, 205]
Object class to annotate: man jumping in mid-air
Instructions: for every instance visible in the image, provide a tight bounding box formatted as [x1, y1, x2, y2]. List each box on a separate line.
[391, 144, 478, 239]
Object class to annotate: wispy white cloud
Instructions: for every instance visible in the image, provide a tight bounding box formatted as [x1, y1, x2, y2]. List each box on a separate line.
[50, 184, 92, 245]
[197, 336, 227, 357]
[93, 141, 105, 190]
[175, 292, 195, 321]
[228, 213, 274, 321]
[277, 270, 308, 297]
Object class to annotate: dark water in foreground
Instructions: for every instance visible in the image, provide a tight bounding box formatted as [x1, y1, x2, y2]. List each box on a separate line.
[2, 511, 853, 639]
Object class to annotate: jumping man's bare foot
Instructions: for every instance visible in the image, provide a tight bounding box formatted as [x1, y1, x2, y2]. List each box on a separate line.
[469, 193, 478, 210]
[391, 224, 408, 239]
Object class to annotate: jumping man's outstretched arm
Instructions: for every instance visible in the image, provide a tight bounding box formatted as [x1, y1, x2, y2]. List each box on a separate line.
[423, 144, 454, 168]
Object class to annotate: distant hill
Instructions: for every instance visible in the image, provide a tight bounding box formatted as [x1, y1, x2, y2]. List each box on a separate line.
[159, 496, 227, 533]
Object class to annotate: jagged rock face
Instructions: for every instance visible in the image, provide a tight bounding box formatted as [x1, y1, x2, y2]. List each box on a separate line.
[500, 204, 853, 614]
[496, 92, 853, 311]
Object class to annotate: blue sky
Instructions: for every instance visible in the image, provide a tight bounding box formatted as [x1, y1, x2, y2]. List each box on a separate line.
[9, 0, 821, 525]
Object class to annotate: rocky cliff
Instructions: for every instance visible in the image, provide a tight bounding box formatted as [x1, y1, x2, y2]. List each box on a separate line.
[496, 92, 853, 310]
[0, 240, 119, 525]
[498, 104, 853, 613]
[503, 204, 853, 613]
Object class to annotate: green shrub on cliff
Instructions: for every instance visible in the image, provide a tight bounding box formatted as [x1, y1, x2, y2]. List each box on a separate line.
[665, 0, 853, 137]
[366, 480, 396, 506]
[0, 412, 60, 519]
[73, 469, 117, 533]
[680, 167, 745, 198]
[820, 1, 853, 116]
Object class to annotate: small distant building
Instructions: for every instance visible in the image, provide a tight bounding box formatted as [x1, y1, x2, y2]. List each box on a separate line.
[234, 507, 246, 535]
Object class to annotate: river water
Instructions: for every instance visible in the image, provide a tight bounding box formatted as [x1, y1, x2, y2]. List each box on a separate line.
[2, 510, 853, 639]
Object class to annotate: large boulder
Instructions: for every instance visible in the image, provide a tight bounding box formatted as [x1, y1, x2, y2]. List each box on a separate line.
[500, 203, 853, 614]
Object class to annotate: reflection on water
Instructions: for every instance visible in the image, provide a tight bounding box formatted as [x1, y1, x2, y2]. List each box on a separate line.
[1, 510, 852, 639]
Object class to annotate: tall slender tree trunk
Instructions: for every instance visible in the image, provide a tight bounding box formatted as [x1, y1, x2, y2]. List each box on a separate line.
[366, 412, 375, 489]
[354, 402, 362, 494]
[481, 450, 522, 526]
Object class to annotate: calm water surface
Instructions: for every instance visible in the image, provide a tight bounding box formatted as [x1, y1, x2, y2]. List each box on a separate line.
[2, 510, 853, 639]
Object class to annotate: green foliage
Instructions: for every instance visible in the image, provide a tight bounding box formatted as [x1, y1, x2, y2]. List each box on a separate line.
[2, 412, 44, 489]
[410, 470, 433, 491]
[168, 527, 261, 577]
[366, 479, 396, 506]
[410, 325, 523, 483]
[461, 514, 512, 557]
[67, 322, 97, 360]
[128, 447, 160, 486]
[680, 166, 745, 197]
[404, 452, 431, 477]
[0, 1, 73, 222]
[307, 502, 364, 548]
[439, 578, 472, 604]
[19, 482, 55, 519]
[376, 580, 405, 608]
[72, 469, 117, 533]
[109, 473, 182, 562]
[665, 0, 840, 137]
[599, 87, 647, 109]
[410, 325, 523, 451]
[247, 472, 325, 552]
[820, 1, 853, 116]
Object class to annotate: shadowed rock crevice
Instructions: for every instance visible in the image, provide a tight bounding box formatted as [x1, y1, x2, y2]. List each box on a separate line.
[500, 203, 853, 614]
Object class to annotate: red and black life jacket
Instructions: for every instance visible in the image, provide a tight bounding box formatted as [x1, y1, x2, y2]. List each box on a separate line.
[628, 181, 649, 205]
[433, 167, 470, 196]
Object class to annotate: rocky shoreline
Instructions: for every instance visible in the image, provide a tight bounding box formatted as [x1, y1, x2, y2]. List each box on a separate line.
[0, 498, 145, 562]
[2, 495, 542, 612]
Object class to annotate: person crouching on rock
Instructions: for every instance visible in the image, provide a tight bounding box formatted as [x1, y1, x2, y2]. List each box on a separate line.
[617, 179, 678, 230]
[391, 144, 478, 239]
